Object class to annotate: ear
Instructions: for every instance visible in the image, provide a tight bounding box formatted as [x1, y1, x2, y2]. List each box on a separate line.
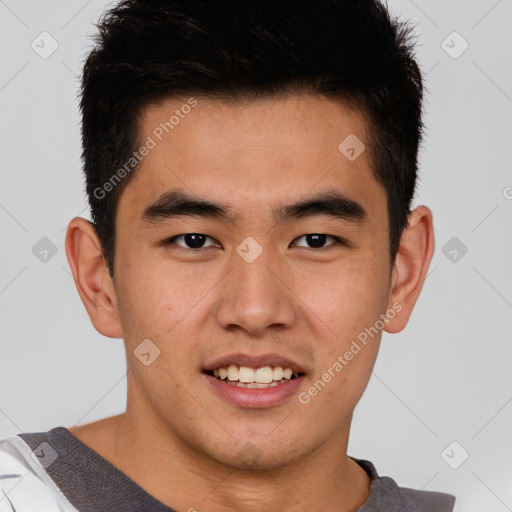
[384, 205, 435, 334]
[65, 217, 123, 339]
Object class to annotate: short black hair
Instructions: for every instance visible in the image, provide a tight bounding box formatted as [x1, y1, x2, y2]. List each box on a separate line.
[80, 0, 424, 277]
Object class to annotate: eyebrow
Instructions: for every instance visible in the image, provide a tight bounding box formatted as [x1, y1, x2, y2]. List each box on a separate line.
[140, 188, 367, 226]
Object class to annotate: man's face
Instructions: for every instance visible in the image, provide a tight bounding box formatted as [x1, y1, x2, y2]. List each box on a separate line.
[113, 94, 393, 469]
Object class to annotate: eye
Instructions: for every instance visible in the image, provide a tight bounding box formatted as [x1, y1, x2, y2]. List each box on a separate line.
[292, 233, 341, 249]
[164, 233, 345, 251]
[166, 233, 219, 249]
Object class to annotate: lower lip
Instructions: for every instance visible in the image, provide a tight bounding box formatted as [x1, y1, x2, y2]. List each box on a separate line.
[203, 373, 305, 409]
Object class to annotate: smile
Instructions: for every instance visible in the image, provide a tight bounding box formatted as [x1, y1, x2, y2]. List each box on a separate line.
[206, 365, 302, 388]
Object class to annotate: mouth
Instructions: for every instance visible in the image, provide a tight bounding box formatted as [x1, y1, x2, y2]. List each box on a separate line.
[202, 353, 307, 408]
[204, 364, 303, 388]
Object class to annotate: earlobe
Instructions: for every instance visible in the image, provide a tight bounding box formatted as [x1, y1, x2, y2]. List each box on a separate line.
[65, 217, 123, 339]
[384, 205, 435, 334]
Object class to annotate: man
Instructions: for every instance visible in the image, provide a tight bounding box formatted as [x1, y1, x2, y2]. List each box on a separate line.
[0, 0, 457, 510]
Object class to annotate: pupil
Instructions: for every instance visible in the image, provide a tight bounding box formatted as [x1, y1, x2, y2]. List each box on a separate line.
[185, 233, 206, 248]
[307, 234, 326, 248]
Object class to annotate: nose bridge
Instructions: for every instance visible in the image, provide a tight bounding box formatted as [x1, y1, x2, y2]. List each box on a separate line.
[215, 239, 296, 334]
[236, 242, 278, 297]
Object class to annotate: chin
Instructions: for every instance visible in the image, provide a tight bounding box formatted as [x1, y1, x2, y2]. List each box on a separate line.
[207, 436, 308, 472]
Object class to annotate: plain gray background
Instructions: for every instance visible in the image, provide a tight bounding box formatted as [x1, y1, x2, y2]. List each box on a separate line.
[1, 1, 511, 510]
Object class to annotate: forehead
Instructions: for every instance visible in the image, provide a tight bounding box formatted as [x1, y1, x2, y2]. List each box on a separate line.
[119, 93, 386, 225]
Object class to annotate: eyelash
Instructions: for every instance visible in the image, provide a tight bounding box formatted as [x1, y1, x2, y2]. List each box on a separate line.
[163, 233, 347, 251]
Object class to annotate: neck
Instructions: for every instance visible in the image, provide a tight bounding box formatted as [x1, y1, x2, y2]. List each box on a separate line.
[103, 408, 371, 512]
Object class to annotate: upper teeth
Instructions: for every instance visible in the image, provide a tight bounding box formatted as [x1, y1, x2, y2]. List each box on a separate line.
[213, 365, 298, 383]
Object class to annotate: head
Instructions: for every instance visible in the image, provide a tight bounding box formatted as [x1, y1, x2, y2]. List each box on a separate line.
[66, 0, 434, 470]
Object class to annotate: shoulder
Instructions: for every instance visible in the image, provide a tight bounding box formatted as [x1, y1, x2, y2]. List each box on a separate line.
[0, 429, 79, 512]
[351, 457, 457, 512]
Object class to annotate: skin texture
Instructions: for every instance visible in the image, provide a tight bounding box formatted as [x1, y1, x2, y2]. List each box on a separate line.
[65, 93, 434, 512]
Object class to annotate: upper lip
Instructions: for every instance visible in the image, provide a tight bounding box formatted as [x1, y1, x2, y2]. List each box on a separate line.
[203, 352, 307, 374]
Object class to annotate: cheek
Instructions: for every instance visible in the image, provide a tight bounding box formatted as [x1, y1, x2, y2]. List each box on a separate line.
[295, 253, 389, 404]
[116, 271, 186, 340]
[114, 247, 220, 349]
[116, 262, 205, 394]
[297, 253, 390, 336]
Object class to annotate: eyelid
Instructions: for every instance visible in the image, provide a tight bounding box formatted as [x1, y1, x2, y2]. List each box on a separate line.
[292, 234, 342, 249]
[165, 233, 220, 249]
[163, 233, 348, 250]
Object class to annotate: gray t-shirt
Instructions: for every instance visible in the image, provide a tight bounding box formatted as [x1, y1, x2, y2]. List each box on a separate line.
[17, 427, 455, 512]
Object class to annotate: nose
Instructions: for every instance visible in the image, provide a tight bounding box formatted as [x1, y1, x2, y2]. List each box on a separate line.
[215, 246, 297, 336]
